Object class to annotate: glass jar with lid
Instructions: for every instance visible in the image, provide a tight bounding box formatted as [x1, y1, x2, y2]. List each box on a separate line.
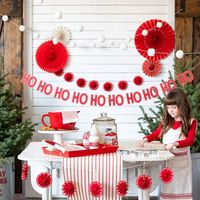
[91, 113, 117, 144]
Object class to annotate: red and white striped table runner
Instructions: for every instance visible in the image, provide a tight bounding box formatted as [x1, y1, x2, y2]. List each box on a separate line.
[63, 153, 123, 200]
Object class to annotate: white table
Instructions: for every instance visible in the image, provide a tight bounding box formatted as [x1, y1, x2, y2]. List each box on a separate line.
[18, 141, 174, 200]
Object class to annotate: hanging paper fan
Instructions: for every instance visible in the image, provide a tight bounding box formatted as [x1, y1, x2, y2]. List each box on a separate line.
[116, 180, 128, 197]
[36, 40, 68, 73]
[103, 82, 113, 92]
[36, 172, 52, 188]
[134, 19, 174, 60]
[62, 181, 76, 197]
[136, 174, 152, 190]
[118, 81, 128, 90]
[21, 162, 28, 180]
[142, 59, 161, 77]
[89, 181, 103, 197]
[89, 80, 99, 90]
[160, 167, 174, 184]
[133, 76, 143, 85]
[52, 26, 71, 45]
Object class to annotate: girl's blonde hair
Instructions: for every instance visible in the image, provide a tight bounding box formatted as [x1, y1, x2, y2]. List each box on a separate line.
[160, 88, 192, 138]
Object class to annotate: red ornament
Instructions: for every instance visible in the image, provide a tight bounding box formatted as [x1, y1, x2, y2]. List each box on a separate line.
[136, 174, 152, 190]
[89, 80, 99, 90]
[160, 167, 174, 184]
[118, 81, 128, 90]
[116, 180, 128, 197]
[64, 72, 74, 82]
[134, 19, 174, 60]
[36, 172, 52, 188]
[54, 69, 64, 76]
[62, 181, 76, 197]
[133, 76, 143, 85]
[103, 82, 113, 92]
[36, 40, 68, 73]
[21, 162, 28, 180]
[89, 181, 103, 197]
[142, 59, 161, 77]
[77, 78, 86, 88]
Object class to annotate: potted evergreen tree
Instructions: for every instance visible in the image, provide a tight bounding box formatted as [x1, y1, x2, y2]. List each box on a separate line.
[138, 58, 200, 200]
[0, 56, 36, 200]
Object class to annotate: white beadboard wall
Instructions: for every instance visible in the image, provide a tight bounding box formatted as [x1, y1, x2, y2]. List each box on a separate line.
[24, 0, 175, 142]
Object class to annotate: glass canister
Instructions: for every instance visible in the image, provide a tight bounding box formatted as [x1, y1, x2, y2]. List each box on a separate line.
[92, 113, 117, 144]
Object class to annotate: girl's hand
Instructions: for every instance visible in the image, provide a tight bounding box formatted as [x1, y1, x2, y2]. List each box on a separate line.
[165, 143, 174, 151]
[139, 138, 148, 147]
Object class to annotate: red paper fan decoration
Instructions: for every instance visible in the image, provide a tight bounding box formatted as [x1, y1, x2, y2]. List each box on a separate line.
[134, 19, 175, 60]
[36, 172, 52, 188]
[21, 162, 28, 180]
[136, 174, 152, 190]
[142, 59, 161, 77]
[103, 82, 113, 92]
[160, 167, 174, 184]
[54, 69, 64, 76]
[116, 180, 128, 197]
[64, 72, 74, 82]
[77, 78, 86, 88]
[62, 181, 76, 197]
[133, 76, 143, 85]
[118, 81, 128, 90]
[89, 181, 103, 197]
[36, 40, 68, 73]
[89, 80, 99, 90]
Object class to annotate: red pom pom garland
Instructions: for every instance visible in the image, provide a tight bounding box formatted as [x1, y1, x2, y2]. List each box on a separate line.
[89, 80, 99, 90]
[21, 162, 28, 180]
[89, 181, 103, 197]
[103, 82, 113, 92]
[54, 69, 64, 76]
[62, 181, 76, 197]
[142, 59, 161, 77]
[36, 172, 52, 188]
[118, 81, 128, 90]
[136, 174, 152, 190]
[133, 76, 143, 85]
[64, 72, 74, 82]
[116, 180, 128, 197]
[160, 167, 174, 184]
[77, 78, 87, 88]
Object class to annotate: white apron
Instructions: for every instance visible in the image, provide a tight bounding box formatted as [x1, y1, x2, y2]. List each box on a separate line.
[160, 127, 192, 200]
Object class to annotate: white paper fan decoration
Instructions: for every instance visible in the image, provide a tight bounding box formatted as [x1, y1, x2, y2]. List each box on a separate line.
[52, 26, 71, 45]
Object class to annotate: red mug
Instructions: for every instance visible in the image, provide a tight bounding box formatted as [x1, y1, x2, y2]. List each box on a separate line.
[41, 111, 77, 130]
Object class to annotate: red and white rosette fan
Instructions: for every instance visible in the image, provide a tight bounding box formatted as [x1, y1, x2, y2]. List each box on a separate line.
[36, 172, 52, 188]
[21, 162, 28, 180]
[89, 181, 103, 197]
[160, 167, 174, 184]
[134, 19, 174, 60]
[136, 174, 152, 190]
[36, 40, 68, 73]
[62, 181, 76, 197]
[116, 180, 128, 197]
[142, 59, 161, 77]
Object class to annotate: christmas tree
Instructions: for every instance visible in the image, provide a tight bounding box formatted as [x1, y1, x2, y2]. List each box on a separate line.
[0, 58, 36, 159]
[138, 58, 200, 153]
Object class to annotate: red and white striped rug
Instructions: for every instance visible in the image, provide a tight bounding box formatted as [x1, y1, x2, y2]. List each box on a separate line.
[63, 153, 123, 200]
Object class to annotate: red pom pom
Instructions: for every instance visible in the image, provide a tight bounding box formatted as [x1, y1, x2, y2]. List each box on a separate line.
[89, 80, 99, 90]
[36, 40, 68, 73]
[118, 81, 128, 90]
[103, 82, 113, 92]
[21, 162, 28, 180]
[64, 72, 74, 82]
[54, 69, 64, 76]
[160, 167, 173, 184]
[89, 181, 103, 197]
[77, 78, 86, 88]
[133, 76, 143, 85]
[142, 59, 161, 77]
[62, 181, 76, 197]
[136, 174, 152, 190]
[36, 172, 52, 188]
[116, 180, 128, 197]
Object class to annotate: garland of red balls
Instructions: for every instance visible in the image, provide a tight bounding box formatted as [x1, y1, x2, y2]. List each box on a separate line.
[21, 162, 28, 180]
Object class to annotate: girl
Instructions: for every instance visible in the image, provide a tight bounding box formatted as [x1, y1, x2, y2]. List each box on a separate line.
[140, 88, 197, 200]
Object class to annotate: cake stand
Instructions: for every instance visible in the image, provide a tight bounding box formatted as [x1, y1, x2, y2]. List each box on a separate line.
[38, 128, 79, 143]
